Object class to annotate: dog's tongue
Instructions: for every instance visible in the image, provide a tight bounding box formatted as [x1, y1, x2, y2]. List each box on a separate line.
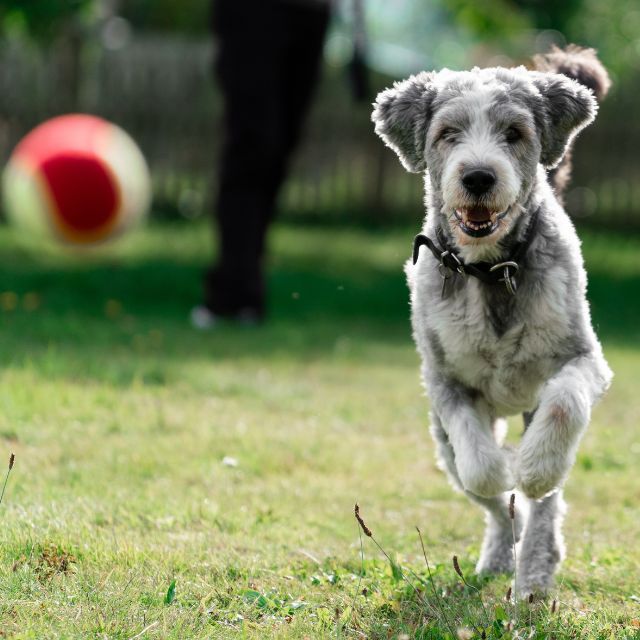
[465, 206, 493, 222]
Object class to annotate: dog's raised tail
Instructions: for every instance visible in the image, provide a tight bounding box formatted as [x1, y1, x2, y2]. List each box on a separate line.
[533, 44, 611, 100]
[533, 45, 611, 201]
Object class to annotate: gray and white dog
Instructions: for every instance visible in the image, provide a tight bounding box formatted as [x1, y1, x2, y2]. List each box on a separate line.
[372, 48, 612, 596]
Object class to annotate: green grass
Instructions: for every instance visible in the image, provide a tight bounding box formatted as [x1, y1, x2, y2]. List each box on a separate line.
[0, 221, 638, 639]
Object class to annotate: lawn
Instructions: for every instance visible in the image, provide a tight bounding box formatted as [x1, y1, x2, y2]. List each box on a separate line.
[0, 220, 638, 639]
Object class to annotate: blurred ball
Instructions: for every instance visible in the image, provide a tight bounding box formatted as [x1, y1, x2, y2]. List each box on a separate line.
[2, 114, 151, 246]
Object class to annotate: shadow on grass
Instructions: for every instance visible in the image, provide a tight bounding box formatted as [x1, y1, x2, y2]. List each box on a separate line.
[585, 271, 640, 347]
[0, 234, 412, 386]
[0, 223, 637, 386]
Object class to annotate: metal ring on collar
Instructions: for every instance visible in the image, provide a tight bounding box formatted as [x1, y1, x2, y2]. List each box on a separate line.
[489, 261, 519, 273]
[489, 261, 519, 295]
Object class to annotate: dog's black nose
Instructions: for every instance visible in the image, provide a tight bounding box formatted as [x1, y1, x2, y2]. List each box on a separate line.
[462, 168, 496, 195]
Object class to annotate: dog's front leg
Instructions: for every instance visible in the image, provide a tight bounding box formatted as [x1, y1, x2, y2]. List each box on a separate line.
[516, 353, 612, 499]
[429, 377, 514, 498]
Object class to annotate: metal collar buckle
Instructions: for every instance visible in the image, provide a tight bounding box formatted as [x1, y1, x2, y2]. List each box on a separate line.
[439, 250, 465, 275]
[438, 251, 465, 298]
[489, 261, 519, 295]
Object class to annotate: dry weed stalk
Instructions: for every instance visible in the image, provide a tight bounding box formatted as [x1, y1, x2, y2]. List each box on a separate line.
[509, 492, 518, 625]
[353, 502, 455, 632]
[353, 504, 426, 604]
[0, 453, 15, 507]
[452, 555, 490, 629]
[353, 503, 371, 537]
[416, 526, 457, 638]
[342, 521, 366, 638]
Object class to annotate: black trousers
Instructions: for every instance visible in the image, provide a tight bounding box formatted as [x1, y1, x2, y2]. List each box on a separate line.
[205, 0, 330, 316]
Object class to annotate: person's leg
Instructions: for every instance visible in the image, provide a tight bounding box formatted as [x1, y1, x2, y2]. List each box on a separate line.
[205, 0, 277, 316]
[281, 5, 331, 155]
[200, 1, 330, 324]
[257, 3, 331, 252]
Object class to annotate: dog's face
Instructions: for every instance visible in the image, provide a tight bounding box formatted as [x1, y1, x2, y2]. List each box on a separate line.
[425, 73, 541, 245]
[372, 67, 596, 248]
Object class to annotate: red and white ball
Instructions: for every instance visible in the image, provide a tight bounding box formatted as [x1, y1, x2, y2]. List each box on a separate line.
[2, 114, 151, 245]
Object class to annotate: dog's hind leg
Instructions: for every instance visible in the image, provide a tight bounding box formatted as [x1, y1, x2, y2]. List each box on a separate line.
[516, 490, 566, 597]
[431, 414, 524, 575]
[474, 491, 524, 575]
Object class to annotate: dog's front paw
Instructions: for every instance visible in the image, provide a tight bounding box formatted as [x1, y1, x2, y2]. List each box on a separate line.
[516, 472, 558, 500]
[458, 447, 514, 498]
[516, 448, 567, 499]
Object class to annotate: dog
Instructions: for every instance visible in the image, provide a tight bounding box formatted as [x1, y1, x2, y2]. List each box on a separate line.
[371, 46, 613, 596]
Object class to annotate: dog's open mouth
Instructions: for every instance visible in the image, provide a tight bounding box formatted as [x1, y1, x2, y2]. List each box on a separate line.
[454, 206, 510, 238]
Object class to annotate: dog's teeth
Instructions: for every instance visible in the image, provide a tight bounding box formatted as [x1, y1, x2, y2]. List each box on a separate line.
[463, 219, 495, 230]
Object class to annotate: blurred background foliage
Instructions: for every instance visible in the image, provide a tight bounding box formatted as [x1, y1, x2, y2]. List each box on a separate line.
[0, 1, 94, 40]
[1, 0, 638, 76]
[0, 0, 639, 227]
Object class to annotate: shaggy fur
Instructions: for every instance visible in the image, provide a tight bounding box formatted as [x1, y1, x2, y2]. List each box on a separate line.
[533, 45, 611, 202]
[372, 47, 612, 596]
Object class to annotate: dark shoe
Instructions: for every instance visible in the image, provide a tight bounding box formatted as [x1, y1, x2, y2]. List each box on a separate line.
[203, 266, 265, 320]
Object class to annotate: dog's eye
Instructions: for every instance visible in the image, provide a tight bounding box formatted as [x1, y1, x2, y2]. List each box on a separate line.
[438, 128, 459, 143]
[505, 126, 522, 143]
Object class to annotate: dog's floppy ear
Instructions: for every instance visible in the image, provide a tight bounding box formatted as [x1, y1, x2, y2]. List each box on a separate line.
[372, 72, 437, 173]
[531, 72, 597, 169]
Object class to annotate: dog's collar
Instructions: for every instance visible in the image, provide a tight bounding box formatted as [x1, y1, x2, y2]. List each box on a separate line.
[412, 206, 540, 296]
